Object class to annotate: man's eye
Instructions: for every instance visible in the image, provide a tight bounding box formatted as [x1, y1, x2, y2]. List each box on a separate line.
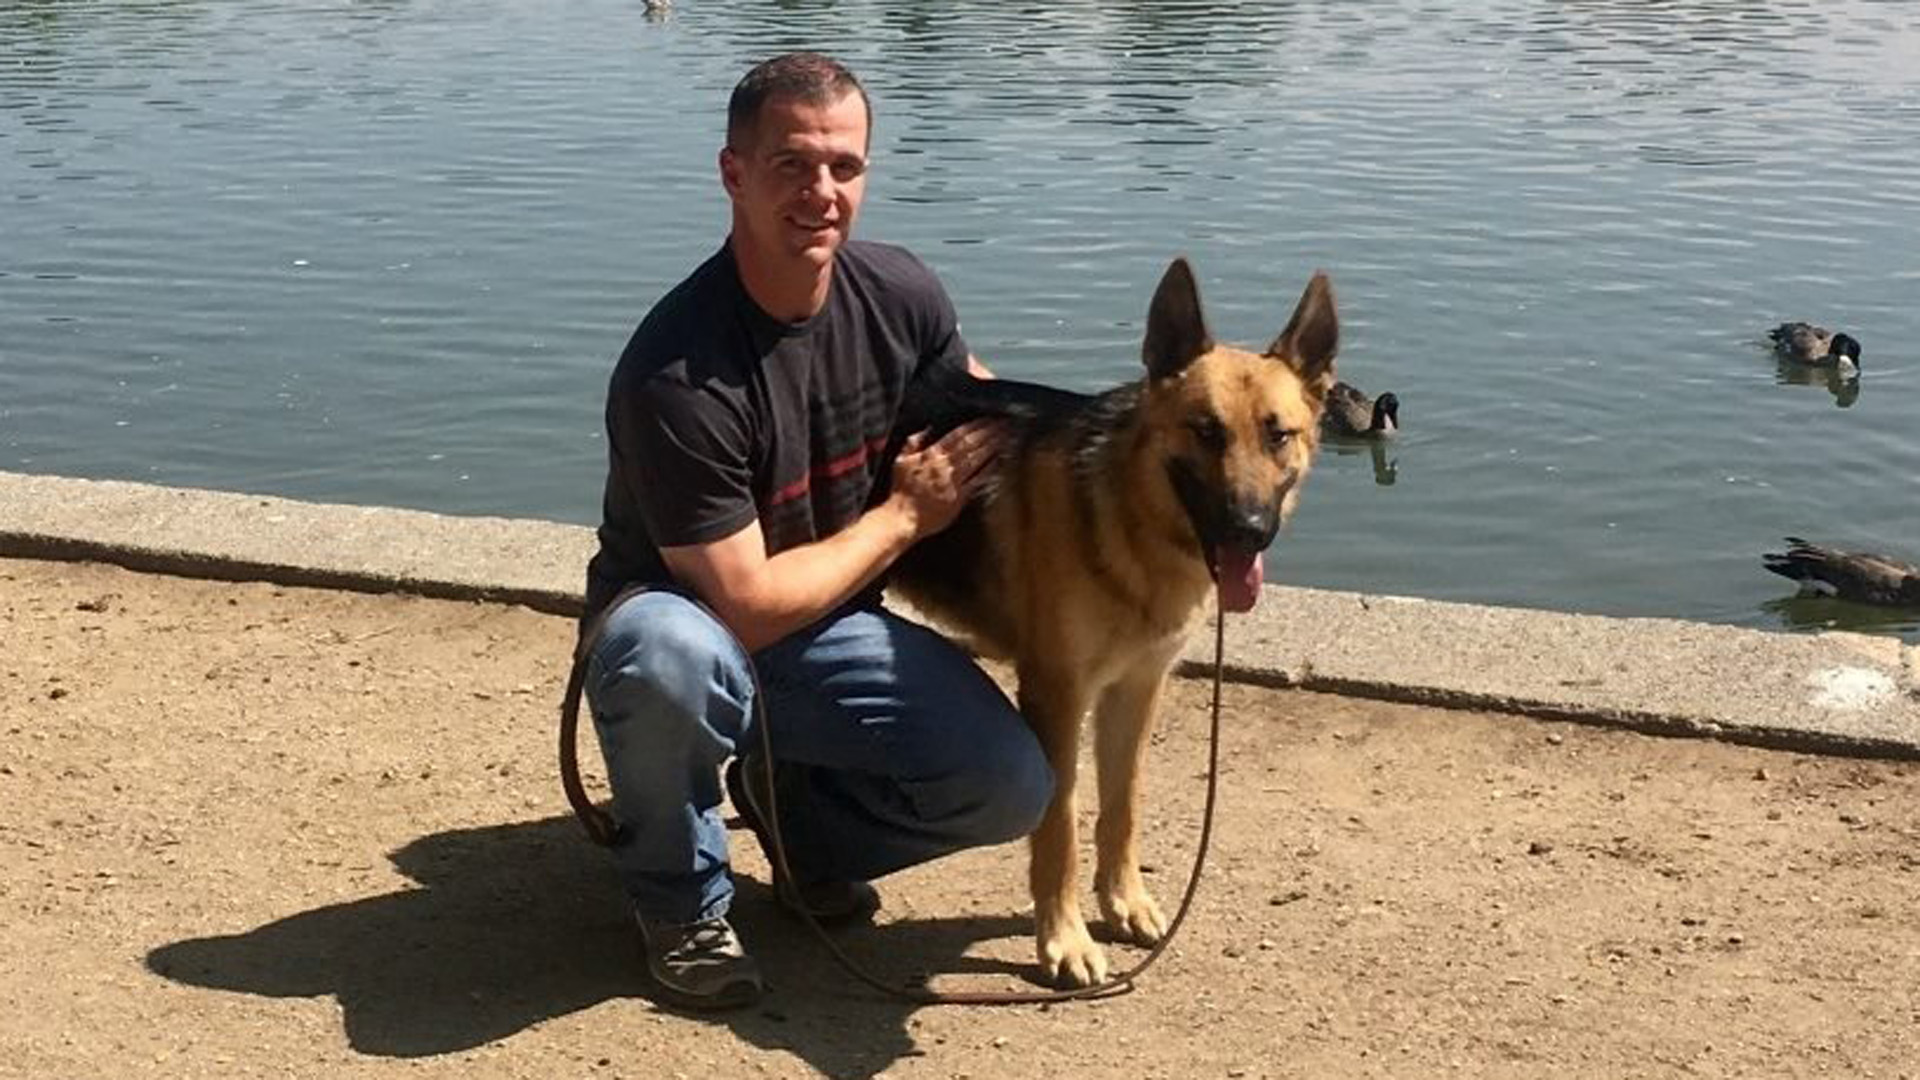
[831, 160, 865, 182]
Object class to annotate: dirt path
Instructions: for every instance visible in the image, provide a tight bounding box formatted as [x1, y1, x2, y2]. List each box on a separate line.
[3, 556, 1917, 1079]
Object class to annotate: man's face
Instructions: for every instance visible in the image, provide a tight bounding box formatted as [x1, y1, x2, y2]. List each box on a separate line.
[721, 90, 870, 271]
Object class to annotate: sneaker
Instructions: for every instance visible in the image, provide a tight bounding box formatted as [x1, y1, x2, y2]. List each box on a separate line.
[635, 913, 764, 1010]
[725, 758, 882, 925]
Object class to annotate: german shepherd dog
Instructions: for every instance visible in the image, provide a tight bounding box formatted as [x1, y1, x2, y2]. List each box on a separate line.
[882, 258, 1339, 986]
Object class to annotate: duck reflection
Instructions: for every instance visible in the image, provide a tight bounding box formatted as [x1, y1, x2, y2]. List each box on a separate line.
[1774, 357, 1860, 408]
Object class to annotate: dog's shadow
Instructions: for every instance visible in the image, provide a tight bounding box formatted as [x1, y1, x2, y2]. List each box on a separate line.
[146, 815, 1033, 1077]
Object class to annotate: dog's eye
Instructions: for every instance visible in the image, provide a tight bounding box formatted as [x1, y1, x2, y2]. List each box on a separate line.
[1263, 416, 1294, 451]
[1188, 415, 1228, 452]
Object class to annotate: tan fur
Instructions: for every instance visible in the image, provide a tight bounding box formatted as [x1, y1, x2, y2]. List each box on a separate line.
[893, 260, 1339, 987]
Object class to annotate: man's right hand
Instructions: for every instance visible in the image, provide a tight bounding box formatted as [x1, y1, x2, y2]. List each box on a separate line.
[887, 419, 1007, 539]
[658, 418, 1008, 652]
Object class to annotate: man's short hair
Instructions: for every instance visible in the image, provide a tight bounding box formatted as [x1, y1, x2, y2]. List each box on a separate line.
[727, 52, 870, 151]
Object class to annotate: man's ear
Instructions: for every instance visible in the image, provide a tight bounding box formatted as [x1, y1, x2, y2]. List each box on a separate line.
[719, 147, 745, 199]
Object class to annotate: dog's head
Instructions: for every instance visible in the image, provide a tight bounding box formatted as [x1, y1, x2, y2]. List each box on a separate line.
[1136, 257, 1337, 611]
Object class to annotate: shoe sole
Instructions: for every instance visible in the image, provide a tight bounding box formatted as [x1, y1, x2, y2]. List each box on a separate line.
[645, 973, 765, 1012]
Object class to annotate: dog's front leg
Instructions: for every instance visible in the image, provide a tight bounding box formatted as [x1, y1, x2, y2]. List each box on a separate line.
[1018, 663, 1105, 987]
[1092, 662, 1172, 946]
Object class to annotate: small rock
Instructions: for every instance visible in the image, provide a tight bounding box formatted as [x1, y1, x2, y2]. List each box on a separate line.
[1545, 733, 1564, 746]
[1528, 840, 1554, 856]
[1753, 767, 1770, 781]
[991, 1036, 1010, 1049]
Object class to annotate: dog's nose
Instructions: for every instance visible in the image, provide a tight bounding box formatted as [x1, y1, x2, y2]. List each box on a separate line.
[1220, 504, 1278, 553]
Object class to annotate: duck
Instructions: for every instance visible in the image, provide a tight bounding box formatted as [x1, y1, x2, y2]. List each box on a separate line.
[1320, 381, 1399, 439]
[1768, 323, 1862, 377]
[1762, 537, 1920, 607]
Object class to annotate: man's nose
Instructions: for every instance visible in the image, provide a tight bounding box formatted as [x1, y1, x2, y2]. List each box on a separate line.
[801, 164, 836, 201]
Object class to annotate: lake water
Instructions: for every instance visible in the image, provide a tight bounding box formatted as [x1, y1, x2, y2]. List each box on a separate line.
[4, 0, 1918, 639]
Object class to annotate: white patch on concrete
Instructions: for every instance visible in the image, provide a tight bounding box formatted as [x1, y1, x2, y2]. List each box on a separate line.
[1806, 666, 1898, 711]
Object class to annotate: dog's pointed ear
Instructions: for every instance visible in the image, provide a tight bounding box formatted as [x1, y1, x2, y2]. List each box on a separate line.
[1266, 271, 1338, 394]
[1142, 257, 1214, 379]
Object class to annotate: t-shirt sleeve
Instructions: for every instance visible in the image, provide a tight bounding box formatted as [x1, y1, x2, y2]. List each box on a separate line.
[923, 281, 971, 378]
[893, 247, 972, 379]
[610, 371, 758, 549]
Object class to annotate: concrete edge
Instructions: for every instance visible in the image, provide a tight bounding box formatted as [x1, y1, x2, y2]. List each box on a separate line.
[5, 468, 1918, 759]
[0, 532, 585, 618]
[1177, 661, 1920, 763]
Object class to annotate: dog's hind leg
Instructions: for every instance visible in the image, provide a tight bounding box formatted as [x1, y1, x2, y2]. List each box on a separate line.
[1018, 663, 1106, 988]
[1092, 661, 1172, 946]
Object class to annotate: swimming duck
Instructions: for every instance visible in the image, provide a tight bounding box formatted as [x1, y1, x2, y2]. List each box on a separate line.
[1762, 537, 1920, 607]
[1321, 381, 1399, 438]
[1769, 323, 1861, 376]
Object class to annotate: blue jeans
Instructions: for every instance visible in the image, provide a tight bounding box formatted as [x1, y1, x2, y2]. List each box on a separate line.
[583, 589, 1054, 925]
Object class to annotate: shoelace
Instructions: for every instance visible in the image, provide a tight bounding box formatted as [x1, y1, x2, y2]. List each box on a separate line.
[666, 919, 739, 963]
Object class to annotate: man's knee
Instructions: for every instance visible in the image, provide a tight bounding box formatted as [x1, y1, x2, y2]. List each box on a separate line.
[588, 592, 747, 731]
[966, 728, 1054, 844]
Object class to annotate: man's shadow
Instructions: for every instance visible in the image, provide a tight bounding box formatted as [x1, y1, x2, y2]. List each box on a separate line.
[146, 815, 1032, 1078]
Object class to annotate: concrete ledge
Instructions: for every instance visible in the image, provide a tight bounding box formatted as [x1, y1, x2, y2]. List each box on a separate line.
[5, 468, 1917, 759]
[1196, 590, 1920, 760]
[0, 470, 592, 616]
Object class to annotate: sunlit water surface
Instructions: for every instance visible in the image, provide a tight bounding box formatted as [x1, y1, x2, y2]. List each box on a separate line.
[4, 0, 1918, 639]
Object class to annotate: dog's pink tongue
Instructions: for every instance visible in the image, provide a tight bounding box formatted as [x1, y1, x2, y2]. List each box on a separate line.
[1215, 547, 1264, 613]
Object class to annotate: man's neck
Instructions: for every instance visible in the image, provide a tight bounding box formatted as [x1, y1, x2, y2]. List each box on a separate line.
[732, 237, 834, 324]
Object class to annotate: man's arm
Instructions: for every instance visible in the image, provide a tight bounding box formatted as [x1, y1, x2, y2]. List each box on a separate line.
[661, 418, 1003, 652]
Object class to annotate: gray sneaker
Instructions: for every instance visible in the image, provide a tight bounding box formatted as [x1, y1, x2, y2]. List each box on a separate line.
[635, 913, 764, 1010]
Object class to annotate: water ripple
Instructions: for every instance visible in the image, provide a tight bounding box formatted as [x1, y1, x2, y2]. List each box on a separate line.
[3, 0, 1917, 639]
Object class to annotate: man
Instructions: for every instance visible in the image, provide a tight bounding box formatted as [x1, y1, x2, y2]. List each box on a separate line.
[581, 52, 1054, 1009]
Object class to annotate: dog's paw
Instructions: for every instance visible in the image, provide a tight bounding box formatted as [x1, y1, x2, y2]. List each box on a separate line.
[1098, 882, 1168, 946]
[1037, 916, 1110, 988]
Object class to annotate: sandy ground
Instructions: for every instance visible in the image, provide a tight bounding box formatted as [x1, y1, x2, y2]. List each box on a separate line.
[2, 555, 1918, 1080]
